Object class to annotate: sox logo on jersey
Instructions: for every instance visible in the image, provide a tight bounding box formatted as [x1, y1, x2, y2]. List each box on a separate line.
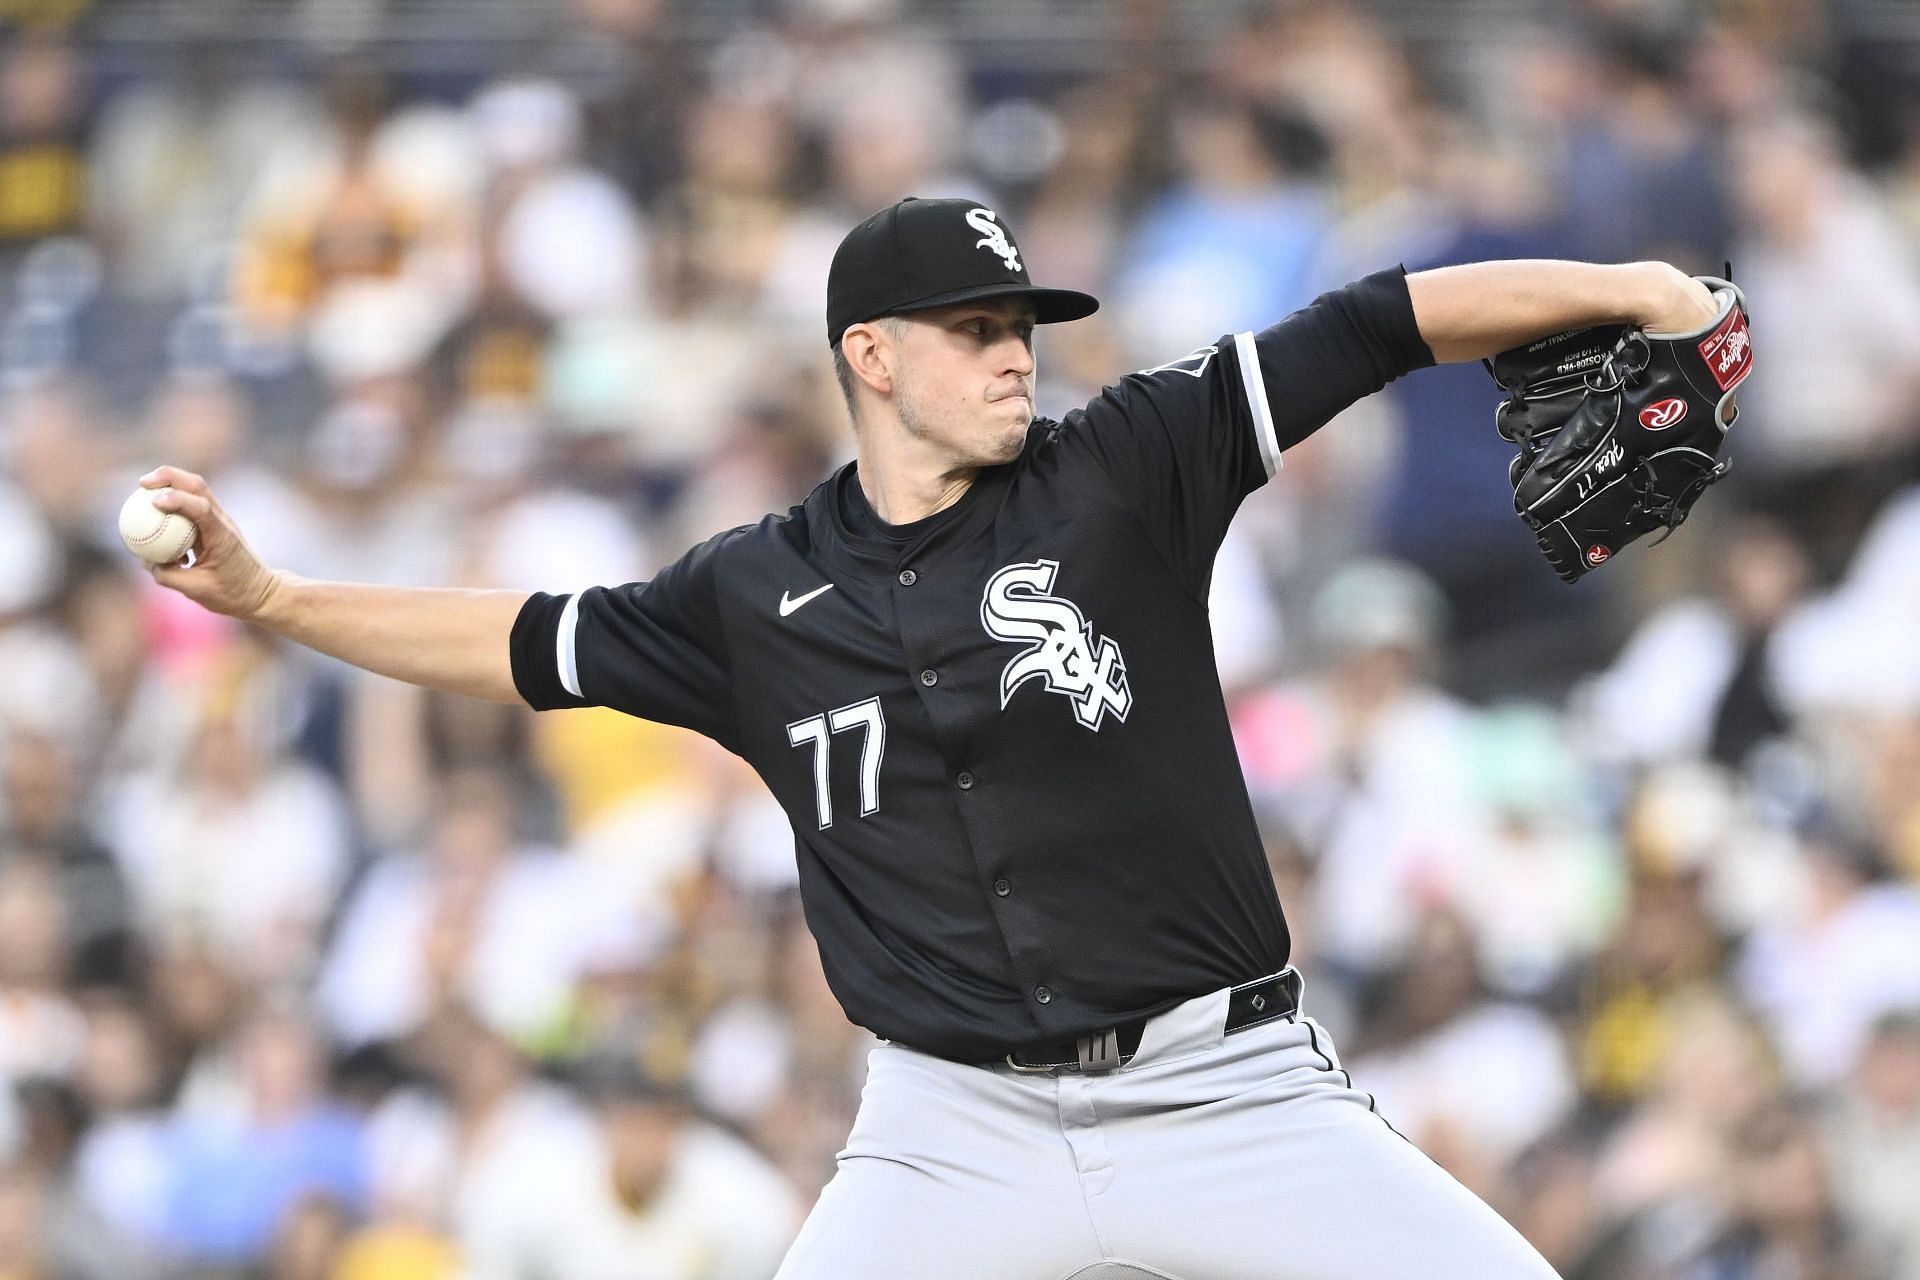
[980, 559, 1131, 730]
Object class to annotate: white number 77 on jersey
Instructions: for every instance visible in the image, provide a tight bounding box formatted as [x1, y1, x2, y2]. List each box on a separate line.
[786, 697, 886, 829]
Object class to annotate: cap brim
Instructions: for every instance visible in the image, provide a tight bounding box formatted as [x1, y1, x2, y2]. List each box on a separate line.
[888, 282, 1100, 326]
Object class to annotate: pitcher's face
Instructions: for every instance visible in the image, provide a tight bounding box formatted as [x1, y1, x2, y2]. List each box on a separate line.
[888, 299, 1039, 467]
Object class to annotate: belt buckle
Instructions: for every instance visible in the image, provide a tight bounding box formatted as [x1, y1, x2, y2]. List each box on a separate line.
[1077, 1027, 1122, 1072]
[1001, 1026, 1125, 1074]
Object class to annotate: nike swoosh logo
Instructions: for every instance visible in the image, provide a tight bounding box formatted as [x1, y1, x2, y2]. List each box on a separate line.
[779, 584, 836, 617]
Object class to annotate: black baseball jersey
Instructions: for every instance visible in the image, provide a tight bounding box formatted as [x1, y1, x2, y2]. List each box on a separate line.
[511, 268, 1434, 1062]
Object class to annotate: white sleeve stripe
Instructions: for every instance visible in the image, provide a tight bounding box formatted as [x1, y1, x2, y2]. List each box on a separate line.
[556, 593, 583, 698]
[1234, 331, 1283, 478]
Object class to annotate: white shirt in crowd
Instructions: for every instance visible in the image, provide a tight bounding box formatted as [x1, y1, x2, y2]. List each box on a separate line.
[468, 1114, 802, 1280]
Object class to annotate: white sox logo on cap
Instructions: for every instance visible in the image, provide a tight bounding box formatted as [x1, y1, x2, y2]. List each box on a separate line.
[965, 207, 1022, 272]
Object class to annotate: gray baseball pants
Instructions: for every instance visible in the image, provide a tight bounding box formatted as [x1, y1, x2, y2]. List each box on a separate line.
[774, 980, 1563, 1280]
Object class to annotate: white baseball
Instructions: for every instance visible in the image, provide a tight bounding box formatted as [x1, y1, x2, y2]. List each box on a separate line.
[118, 487, 197, 565]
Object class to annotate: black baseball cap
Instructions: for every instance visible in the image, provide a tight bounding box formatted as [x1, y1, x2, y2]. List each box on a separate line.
[826, 197, 1100, 348]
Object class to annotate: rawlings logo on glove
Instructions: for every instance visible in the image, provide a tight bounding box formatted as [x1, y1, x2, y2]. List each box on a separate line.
[1638, 398, 1688, 430]
[1698, 306, 1754, 389]
[1486, 277, 1753, 583]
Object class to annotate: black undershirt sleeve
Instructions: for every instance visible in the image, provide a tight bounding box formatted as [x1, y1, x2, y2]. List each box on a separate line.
[1255, 264, 1435, 454]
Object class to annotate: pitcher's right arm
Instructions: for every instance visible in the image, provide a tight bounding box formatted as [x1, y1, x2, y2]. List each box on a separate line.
[142, 467, 528, 704]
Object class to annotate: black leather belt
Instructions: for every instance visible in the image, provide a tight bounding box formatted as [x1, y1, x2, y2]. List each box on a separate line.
[1003, 968, 1302, 1073]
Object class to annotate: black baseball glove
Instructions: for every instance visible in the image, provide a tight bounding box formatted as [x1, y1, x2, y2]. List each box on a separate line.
[1486, 278, 1754, 582]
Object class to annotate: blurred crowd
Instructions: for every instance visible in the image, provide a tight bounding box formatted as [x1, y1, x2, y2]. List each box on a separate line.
[4, 0, 1920, 1278]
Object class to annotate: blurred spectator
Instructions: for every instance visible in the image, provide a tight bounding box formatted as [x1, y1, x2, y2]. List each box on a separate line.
[665, 392, 842, 550]
[155, 1004, 367, 1268]
[231, 64, 473, 349]
[1577, 860, 1728, 1110]
[1212, 1, 1416, 219]
[1452, 705, 1622, 998]
[1, 377, 113, 559]
[342, 662, 543, 853]
[318, 765, 658, 1048]
[1, 727, 138, 986]
[292, 374, 461, 591]
[1737, 824, 1920, 1088]
[1236, 559, 1489, 979]
[144, 942, 248, 1099]
[1591, 993, 1781, 1221]
[786, 0, 972, 218]
[50, 547, 190, 788]
[1693, 1099, 1883, 1280]
[4, 1076, 148, 1280]
[567, 0, 687, 204]
[1111, 91, 1331, 360]
[468, 1052, 801, 1279]
[1205, 523, 1286, 696]
[0, 861, 83, 1085]
[71, 991, 175, 1251]
[781, 0, 964, 137]
[1826, 1011, 1920, 1280]
[1780, 484, 1920, 717]
[0, 32, 87, 252]
[87, 43, 325, 300]
[690, 900, 874, 1196]
[362, 1009, 595, 1271]
[471, 78, 642, 322]
[264, 1193, 353, 1280]
[1019, 79, 1158, 307]
[0, 1158, 131, 1280]
[332, 1215, 460, 1280]
[666, 91, 802, 315]
[543, 68, 827, 487]
[1017, 81, 1159, 424]
[1580, 515, 1817, 770]
[1727, 108, 1920, 573]
[1550, 20, 1734, 270]
[1350, 911, 1576, 1195]
[1504, 1130, 1611, 1278]
[107, 640, 351, 985]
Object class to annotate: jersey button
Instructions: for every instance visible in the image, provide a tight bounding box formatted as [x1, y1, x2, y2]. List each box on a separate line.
[1034, 986, 1052, 1004]
[956, 771, 974, 790]
[920, 669, 938, 687]
[993, 878, 1010, 897]
[898, 569, 917, 586]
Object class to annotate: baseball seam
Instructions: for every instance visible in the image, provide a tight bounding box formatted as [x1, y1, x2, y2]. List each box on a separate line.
[125, 498, 193, 560]
[124, 515, 184, 548]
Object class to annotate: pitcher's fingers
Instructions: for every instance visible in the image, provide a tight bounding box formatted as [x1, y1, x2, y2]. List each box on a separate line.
[141, 465, 209, 495]
[150, 487, 214, 524]
[148, 556, 198, 589]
